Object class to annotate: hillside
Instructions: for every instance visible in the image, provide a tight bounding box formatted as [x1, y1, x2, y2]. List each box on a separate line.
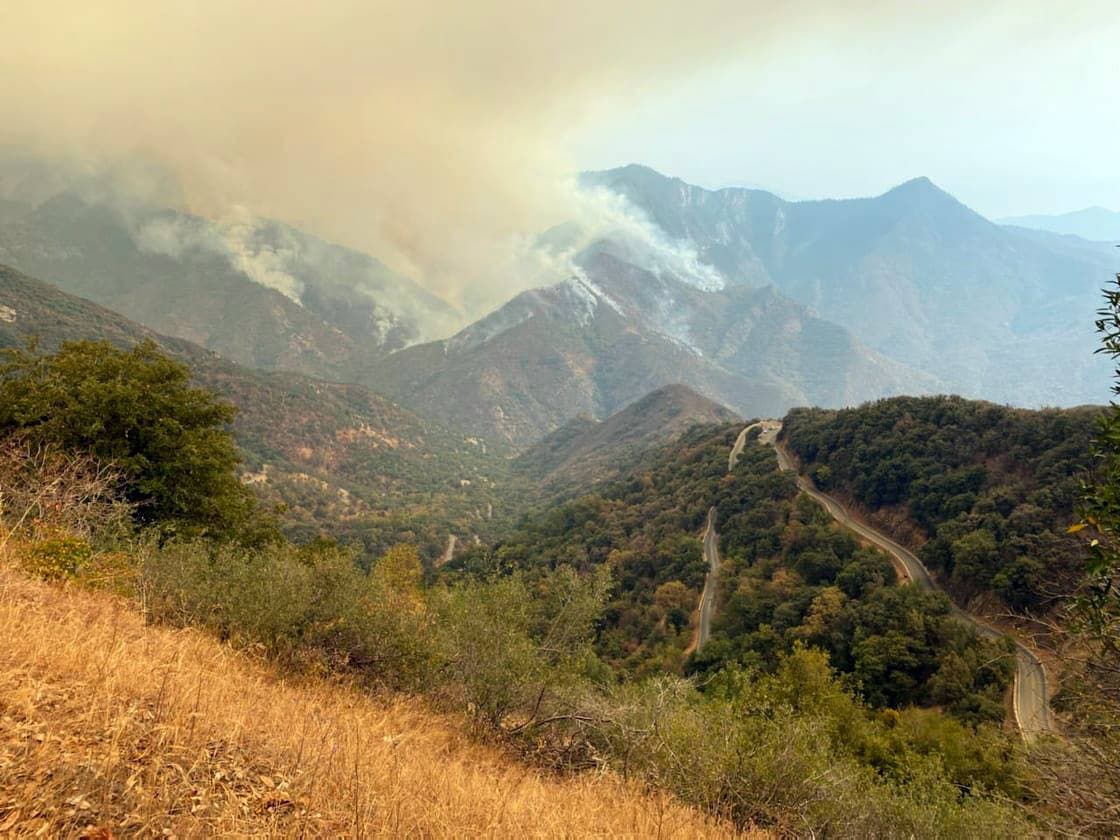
[0, 188, 459, 379]
[0, 562, 737, 838]
[0, 264, 511, 561]
[368, 249, 931, 447]
[514, 384, 740, 491]
[0, 329, 1061, 836]
[584, 165, 1116, 406]
[780, 396, 1100, 613]
[482, 423, 1017, 729]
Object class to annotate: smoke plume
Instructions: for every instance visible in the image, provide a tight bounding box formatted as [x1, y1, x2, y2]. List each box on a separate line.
[1, 0, 934, 315]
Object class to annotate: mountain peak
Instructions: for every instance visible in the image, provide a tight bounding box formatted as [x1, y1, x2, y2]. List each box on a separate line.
[876, 175, 983, 225]
[625, 382, 732, 414]
[514, 382, 739, 488]
[583, 163, 674, 185]
[579, 164, 682, 199]
[884, 176, 949, 199]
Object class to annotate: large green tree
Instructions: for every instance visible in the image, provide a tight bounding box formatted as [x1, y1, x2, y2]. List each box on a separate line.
[0, 339, 251, 534]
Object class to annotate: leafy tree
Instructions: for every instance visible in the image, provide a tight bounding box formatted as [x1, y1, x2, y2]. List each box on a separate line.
[0, 340, 251, 534]
[950, 530, 999, 588]
[1081, 273, 1120, 639]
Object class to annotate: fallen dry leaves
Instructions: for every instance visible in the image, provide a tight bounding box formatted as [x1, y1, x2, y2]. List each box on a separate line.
[0, 563, 750, 838]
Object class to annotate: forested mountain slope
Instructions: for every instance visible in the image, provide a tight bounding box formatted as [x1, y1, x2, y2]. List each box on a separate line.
[464, 421, 1016, 728]
[0, 264, 508, 561]
[513, 383, 739, 491]
[780, 396, 1100, 612]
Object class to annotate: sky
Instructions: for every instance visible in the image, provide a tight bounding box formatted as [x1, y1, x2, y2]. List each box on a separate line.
[1, 0, 1116, 311]
[573, 2, 1119, 219]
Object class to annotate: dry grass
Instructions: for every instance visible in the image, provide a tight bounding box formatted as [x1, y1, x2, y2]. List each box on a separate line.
[0, 563, 750, 838]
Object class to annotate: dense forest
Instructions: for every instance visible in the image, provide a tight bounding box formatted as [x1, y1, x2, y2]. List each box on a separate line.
[699, 440, 1015, 724]
[466, 422, 1015, 724]
[781, 396, 1099, 612]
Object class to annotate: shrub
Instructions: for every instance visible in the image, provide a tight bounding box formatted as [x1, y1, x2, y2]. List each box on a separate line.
[19, 534, 92, 580]
[580, 648, 1029, 838]
[0, 340, 251, 535]
[431, 564, 612, 728]
[141, 538, 436, 686]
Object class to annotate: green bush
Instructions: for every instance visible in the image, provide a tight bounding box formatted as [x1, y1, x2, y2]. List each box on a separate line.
[141, 538, 435, 685]
[0, 340, 252, 535]
[583, 648, 1028, 837]
[431, 565, 611, 727]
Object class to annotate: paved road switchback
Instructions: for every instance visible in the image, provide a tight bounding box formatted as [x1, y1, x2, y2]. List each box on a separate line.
[754, 422, 1051, 740]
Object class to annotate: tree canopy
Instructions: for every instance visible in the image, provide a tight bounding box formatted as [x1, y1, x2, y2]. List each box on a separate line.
[782, 395, 1098, 611]
[0, 339, 251, 534]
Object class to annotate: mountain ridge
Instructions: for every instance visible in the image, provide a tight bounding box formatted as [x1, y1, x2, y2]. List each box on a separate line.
[514, 383, 740, 491]
[0, 188, 460, 381]
[582, 164, 1115, 406]
[0, 263, 507, 560]
[366, 248, 932, 447]
[999, 206, 1120, 242]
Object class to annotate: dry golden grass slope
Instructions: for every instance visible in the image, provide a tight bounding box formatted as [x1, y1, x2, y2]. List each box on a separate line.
[0, 562, 749, 838]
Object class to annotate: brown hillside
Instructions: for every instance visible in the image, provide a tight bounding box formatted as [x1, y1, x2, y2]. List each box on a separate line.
[516, 384, 740, 492]
[0, 563, 747, 838]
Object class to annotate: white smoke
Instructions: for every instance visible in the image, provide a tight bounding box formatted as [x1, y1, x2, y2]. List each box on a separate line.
[132, 209, 304, 303]
[513, 178, 728, 296]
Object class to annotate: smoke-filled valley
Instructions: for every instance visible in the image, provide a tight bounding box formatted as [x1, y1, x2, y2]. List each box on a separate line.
[2, 4, 1119, 837]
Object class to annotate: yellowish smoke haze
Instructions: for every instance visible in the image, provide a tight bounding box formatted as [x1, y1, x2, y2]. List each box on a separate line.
[2, 1, 981, 314]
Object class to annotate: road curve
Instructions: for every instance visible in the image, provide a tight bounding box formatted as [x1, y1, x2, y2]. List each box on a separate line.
[695, 507, 720, 651]
[695, 418, 766, 652]
[729, 421, 766, 472]
[696, 421, 777, 652]
[755, 423, 1052, 740]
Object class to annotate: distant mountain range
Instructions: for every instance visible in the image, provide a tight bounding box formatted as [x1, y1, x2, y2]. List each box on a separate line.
[0, 190, 459, 381]
[2, 161, 1114, 451]
[1000, 207, 1120, 243]
[582, 165, 1115, 407]
[364, 245, 931, 446]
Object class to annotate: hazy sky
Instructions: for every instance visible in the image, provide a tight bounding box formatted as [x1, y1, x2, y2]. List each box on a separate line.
[2, 1, 1116, 309]
[575, 1, 1119, 219]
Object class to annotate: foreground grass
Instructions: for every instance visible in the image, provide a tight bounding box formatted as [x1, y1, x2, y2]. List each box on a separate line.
[0, 563, 747, 838]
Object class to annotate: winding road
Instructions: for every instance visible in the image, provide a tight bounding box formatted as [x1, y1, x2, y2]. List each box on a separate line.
[695, 507, 720, 651]
[754, 422, 1052, 740]
[696, 421, 776, 652]
[728, 422, 764, 472]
